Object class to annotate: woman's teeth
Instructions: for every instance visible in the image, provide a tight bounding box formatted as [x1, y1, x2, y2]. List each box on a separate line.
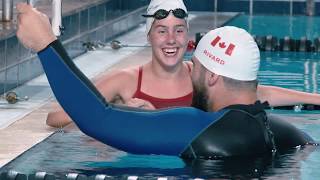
[163, 48, 177, 55]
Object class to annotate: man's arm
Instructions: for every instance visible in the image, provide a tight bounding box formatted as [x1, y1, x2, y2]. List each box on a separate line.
[45, 70, 138, 128]
[46, 95, 154, 128]
[39, 41, 224, 155]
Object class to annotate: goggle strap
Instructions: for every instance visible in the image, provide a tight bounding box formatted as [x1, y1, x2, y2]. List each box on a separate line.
[142, 14, 154, 18]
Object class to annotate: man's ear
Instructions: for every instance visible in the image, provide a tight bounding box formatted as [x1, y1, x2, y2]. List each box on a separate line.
[207, 72, 219, 87]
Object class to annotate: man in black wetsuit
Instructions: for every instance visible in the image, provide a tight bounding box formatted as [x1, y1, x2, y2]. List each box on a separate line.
[16, 3, 314, 159]
[189, 27, 314, 156]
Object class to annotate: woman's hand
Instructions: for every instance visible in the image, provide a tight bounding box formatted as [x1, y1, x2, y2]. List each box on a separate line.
[125, 98, 156, 110]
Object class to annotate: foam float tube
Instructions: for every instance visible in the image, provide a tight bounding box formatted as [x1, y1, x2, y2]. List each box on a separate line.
[314, 37, 320, 52]
[28, 172, 56, 180]
[265, 35, 278, 51]
[65, 173, 87, 180]
[87, 174, 110, 180]
[279, 36, 294, 51]
[254, 35, 267, 51]
[0, 171, 27, 180]
[297, 37, 312, 52]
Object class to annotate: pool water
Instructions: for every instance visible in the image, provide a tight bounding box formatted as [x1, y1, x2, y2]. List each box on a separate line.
[227, 14, 320, 40]
[1, 113, 319, 179]
[260, 52, 320, 93]
[1, 14, 320, 179]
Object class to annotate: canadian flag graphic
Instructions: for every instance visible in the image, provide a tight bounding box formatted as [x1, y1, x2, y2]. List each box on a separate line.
[210, 36, 236, 56]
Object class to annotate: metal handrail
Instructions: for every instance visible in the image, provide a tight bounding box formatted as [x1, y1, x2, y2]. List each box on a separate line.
[2, 0, 13, 21]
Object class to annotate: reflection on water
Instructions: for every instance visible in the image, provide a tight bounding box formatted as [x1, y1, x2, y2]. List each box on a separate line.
[259, 52, 320, 93]
[184, 147, 315, 179]
[77, 146, 316, 179]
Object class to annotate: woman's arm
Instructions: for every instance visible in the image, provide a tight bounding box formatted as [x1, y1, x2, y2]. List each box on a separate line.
[257, 85, 320, 107]
[45, 71, 130, 128]
[46, 93, 151, 128]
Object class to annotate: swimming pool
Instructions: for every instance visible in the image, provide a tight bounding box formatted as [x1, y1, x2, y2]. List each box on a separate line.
[227, 14, 320, 40]
[1, 14, 320, 179]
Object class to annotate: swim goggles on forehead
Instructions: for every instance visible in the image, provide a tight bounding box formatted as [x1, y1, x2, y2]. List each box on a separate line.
[142, 8, 188, 20]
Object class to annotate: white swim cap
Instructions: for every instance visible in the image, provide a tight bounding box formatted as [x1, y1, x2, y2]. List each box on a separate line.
[144, 0, 188, 35]
[193, 26, 260, 81]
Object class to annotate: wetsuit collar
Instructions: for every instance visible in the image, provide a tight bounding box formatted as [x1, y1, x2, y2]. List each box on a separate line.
[223, 100, 268, 115]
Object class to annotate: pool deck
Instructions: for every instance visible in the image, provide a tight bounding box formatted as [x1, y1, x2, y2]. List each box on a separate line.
[0, 12, 237, 169]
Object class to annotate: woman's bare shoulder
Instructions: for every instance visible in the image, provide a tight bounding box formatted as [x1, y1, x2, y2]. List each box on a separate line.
[96, 66, 139, 82]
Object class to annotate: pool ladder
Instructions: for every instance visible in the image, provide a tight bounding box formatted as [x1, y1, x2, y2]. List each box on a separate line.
[1, 0, 13, 21]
